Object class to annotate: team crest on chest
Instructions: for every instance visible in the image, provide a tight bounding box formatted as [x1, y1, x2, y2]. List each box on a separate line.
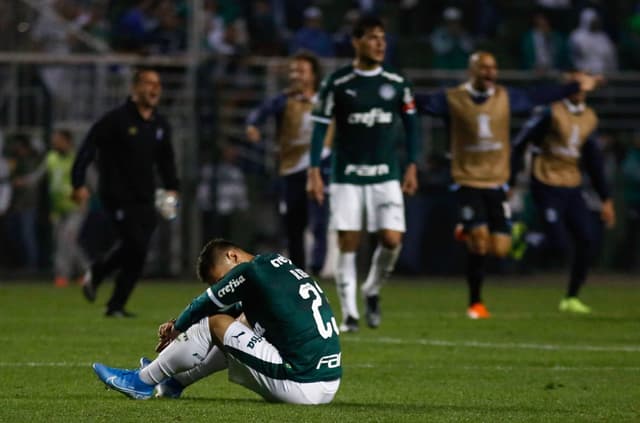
[128, 126, 138, 136]
[379, 84, 396, 100]
[156, 128, 164, 140]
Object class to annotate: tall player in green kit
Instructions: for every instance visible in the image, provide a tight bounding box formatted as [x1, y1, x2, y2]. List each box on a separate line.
[307, 16, 419, 332]
[92, 239, 341, 404]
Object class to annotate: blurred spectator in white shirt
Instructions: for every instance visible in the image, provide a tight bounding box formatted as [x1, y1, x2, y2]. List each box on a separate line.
[569, 8, 618, 73]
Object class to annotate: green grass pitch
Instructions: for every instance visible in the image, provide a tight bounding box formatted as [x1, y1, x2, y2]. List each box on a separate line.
[1, 274, 639, 422]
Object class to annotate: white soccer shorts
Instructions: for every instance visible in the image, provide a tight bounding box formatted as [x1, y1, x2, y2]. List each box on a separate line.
[223, 321, 340, 405]
[329, 180, 406, 232]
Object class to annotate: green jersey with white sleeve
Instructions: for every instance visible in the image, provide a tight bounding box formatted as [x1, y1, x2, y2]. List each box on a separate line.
[310, 65, 419, 185]
[174, 253, 341, 383]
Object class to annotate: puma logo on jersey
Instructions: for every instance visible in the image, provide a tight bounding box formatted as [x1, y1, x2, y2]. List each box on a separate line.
[345, 89, 357, 97]
[347, 108, 392, 127]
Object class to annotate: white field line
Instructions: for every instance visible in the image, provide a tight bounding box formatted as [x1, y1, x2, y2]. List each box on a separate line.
[350, 363, 640, 371]
[344, 336, 640, 353]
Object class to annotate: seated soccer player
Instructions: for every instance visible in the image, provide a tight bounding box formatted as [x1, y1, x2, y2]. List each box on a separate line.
[92, 239, 342, 404]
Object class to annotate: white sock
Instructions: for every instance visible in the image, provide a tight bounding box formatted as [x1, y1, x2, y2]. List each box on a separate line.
[173, 345, 227, 387]
[140, 317, 213, 385]
[335, 251, 359, 320]
[361, 244, 401, 297]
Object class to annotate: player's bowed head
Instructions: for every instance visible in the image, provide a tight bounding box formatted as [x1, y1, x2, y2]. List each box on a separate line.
[155, 239, 254, 352]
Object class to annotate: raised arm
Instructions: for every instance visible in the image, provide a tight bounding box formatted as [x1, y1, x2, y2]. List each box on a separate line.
[508, 83, 579, 115]
[508, 73, 602, 115]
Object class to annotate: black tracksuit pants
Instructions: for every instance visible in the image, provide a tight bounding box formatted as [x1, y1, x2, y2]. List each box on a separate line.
[95, 204, 157, 312]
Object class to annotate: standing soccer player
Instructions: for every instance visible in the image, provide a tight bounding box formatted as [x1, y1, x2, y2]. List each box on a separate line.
[307, 16, 419, 331]
[72, 68, 179, 317]
[245, 51, 331, 275]
[92, 239, 341, 404]
[510, 72, 615, 313]
[415, 51, 601, 319]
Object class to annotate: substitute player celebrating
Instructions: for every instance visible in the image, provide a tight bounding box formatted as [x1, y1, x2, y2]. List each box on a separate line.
[92, 239, 341, 404]
[510, 72, 615, 313]
[416, 52, 602, 319]
[307, 16, 420, 332]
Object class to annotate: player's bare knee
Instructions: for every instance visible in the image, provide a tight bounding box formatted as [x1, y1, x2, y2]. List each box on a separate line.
[490, 234, 511, 258]
[338, 231, 361, 252]
[468, 231, 489, 255]
[379, 230, 402, 249]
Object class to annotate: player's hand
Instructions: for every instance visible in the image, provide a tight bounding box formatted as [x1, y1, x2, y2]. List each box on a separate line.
[600, 199, 616, 228]
[71, 186, 90, 206]
[401, 163, 418, 196]
[306, 167, 325, 205]
[245, 125, 261, 143]
[573, 72, 604, 92]
[155, 319, 178, 353]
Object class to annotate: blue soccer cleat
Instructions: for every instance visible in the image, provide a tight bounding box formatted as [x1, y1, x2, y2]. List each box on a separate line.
[139, 356, 184, 398]
[92, 363, 155, 400]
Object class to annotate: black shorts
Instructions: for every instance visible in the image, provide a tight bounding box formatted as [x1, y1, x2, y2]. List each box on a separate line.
[455, 186, 511, 234]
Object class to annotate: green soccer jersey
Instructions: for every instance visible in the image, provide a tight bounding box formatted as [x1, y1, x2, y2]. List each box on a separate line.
[311, 65, 419, 185]
[174, 253, 342, 383]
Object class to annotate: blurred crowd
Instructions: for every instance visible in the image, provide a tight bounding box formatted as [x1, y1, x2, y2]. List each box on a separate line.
[1, 0, 640, 72]
[2, 0, 640, 278]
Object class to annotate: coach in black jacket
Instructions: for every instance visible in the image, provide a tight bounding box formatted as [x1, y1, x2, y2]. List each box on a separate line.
[72, 68, 179, 317]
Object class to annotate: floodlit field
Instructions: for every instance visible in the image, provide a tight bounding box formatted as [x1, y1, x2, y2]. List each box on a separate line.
[1, 274, 639, 422]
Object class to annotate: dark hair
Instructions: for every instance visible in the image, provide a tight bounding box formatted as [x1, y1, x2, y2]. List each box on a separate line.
[292, 50, 323, 90]
[53, 128, 73, 142]
[352, 15, 384, 38]
[196, 238, 240, 283]
[132, 66, 159, 85]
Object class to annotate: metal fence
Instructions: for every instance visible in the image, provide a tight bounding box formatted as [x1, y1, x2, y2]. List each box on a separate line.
[0, 52, 638, 274]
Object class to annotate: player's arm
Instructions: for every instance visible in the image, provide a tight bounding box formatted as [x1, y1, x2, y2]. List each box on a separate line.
[581, 134, 615, 228]
[172, 263, 251, 334]
[400, 83, 420, 195]
[507, 82, 582, 114]
[71, 118, 103, 205]
[307, 76, 334, 204]
[509, 107, 551, 187]
[245, 94, 287, 143]
[414, 90, 449, 117]
[155, 120, 180, 194]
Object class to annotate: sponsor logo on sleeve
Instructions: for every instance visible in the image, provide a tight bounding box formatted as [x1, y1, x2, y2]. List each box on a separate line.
[217, 275, 246, 298]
